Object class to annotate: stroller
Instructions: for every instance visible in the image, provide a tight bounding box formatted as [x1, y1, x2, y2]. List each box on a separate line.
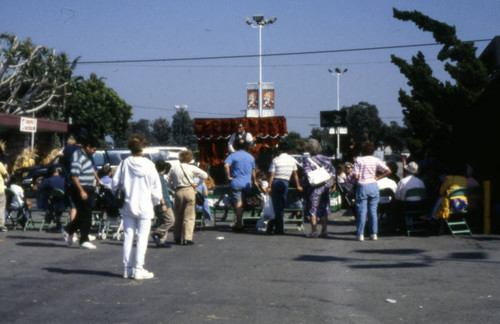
[93, 185, 123, 240]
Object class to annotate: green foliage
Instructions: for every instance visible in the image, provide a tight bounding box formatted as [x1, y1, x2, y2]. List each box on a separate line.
[280, 131, 305, 153]
[65, 73, 132, 145]
[151, 118, 171, 145]
[171, 108, 196, 150]
[391, 8, 489, 161]
[343, 102, 384, 145]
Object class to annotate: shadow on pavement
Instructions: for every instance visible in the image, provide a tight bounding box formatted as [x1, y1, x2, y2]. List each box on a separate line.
[354, 249, 427, 255]
[43, 267, 122, 278]
[293, 254, 353, 262]
[349, 262, 431, 269]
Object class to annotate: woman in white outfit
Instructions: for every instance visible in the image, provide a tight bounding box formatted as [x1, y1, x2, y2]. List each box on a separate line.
[112, 134, 163, 280]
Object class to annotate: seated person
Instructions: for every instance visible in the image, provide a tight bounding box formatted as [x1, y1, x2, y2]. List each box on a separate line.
[195, 177, 212, 222]
[431, 162, 468, 220]
[7, 175, 30, 227]
[395, 162, 426, 203]
[34, 166, 66, 230]
[98, 164, 113, 189]
[376, 171, 397, 204]
[387, 161, 401, 184]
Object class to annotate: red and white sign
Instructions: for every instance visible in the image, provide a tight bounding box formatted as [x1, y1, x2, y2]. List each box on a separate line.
[20, 117, 37, 133]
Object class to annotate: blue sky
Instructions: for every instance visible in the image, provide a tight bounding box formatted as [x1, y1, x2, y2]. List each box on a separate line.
[2, 0, 499, 136]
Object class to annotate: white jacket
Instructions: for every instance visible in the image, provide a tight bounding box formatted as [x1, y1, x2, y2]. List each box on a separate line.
[112, 156, 162, 219]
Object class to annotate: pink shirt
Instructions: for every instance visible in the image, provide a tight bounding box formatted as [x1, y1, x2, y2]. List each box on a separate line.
[353, 156, 389, 185]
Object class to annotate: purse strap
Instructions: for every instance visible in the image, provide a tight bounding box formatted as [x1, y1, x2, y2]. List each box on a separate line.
[180, 164, 195, 187]
[308, 157, 323, 169]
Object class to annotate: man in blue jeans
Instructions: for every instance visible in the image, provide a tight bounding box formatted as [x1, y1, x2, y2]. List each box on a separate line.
[224, 139, 257, 232]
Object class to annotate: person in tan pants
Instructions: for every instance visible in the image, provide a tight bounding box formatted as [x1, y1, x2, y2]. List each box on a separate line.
[167, 150, 207, 246]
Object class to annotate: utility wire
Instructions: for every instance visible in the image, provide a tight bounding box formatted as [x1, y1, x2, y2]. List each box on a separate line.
[77, 39, 492, 65]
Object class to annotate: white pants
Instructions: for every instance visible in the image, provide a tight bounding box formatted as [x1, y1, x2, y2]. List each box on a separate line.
[122, 216, 152, 269]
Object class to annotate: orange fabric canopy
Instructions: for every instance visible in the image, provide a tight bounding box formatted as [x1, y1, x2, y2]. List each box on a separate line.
[194, 116, 287, 168]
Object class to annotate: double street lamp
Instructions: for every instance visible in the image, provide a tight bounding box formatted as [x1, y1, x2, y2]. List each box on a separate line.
[244, 15, 277, 117]
[328, 67, 348, 158]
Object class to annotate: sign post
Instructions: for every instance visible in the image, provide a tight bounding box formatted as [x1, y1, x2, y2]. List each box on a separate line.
[20, 117, 37, 151]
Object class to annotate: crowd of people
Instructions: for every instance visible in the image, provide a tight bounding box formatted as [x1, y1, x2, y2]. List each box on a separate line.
[0, 124, 483, 280]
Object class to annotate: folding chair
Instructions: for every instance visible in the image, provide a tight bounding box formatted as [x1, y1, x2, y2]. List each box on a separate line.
[445, 187, 472, 237]
[45, 188, 68, 231]
[283, 188, 304, 231]
[23, 188, 48, 231]
[403, 188, 429, 236]
[4, 188, 27, 229]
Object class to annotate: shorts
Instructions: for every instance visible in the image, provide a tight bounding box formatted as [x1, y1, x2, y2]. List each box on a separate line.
[229, 187, 250, 205]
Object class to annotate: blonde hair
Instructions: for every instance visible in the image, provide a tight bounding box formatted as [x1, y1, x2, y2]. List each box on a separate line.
[179, 150, 193, 163]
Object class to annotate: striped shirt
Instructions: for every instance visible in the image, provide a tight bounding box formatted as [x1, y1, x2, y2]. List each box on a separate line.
[71, 148, 95, 186]
[269, 153, 298, 181]
[353, 155, 389, 185]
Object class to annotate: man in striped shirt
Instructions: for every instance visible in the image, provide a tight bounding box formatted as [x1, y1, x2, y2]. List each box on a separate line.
[63, 137, 99, 249]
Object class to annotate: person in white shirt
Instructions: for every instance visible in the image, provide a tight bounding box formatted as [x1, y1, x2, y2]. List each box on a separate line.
[395, 162, 426, 202]
[227, 122, 255, 153]
[113, 134, 163, 280]
[267, 141, 303, 234]
[167, 150, 207, 245]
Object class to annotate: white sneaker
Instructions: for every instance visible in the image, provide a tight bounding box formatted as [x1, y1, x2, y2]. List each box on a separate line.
[134, 267, 154, 280]
[123, 267, 134, 279]
[370, 234, 378, 241]
[88, 234, 96, 242]
[63, 231, 73, 246]
[80, 241, 97, 250]
[357, 235, 364, 242]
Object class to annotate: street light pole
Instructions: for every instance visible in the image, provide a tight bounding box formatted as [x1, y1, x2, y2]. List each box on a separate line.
[244, 15, 277, 118]
[328, 68, 348, 158]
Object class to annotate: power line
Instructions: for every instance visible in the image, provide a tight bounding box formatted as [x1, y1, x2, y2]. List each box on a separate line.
[77, 39, 492, 65]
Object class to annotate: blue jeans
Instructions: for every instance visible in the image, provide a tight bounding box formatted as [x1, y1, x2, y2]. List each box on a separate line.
[355, 182, 379, 236]
[269, 179, 289, 234]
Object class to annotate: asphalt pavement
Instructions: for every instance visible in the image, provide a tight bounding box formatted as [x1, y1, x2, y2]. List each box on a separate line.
[1, 209, 500, 324]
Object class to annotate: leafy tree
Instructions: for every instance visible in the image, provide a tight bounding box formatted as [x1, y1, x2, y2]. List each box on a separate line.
[65, 73, 132, 145]
[130, 119, 157, 145]
[0, 33, 78, 117]
[391, 8, 489, 161]
[151, 117, 171, 145]
[343, 102, 385, 145]
[381, 121, 409, 153]
[171, 108, 196, 150]
[281, 131, 304, 153]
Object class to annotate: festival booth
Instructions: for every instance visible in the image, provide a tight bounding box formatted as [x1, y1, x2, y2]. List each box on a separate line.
[194, 116, 287, 184]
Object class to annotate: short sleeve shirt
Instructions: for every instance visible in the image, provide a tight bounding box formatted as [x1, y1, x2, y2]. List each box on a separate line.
[224, 150, 255, 189]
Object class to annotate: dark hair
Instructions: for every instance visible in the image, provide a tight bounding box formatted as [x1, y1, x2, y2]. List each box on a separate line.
[127, 134, 147, 155]
[387, 161, 398, 174]
[155, 159, 171, 173]
[360, 141, 375, 156]
[233, 138, 246, 151]
[98, 164, 111, 178]
[277, 140, 290, 153]
[84, 136, 99, 148]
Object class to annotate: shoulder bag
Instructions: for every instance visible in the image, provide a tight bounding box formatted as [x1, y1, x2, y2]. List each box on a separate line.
[307, 157, 332, 186]
[114, 161, 125, 208]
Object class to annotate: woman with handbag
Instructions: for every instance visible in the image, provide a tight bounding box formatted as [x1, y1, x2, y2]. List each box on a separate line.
[303, 139, 336, 238]
[112, 134, 163, 280]
[167, 150, 207, 246]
